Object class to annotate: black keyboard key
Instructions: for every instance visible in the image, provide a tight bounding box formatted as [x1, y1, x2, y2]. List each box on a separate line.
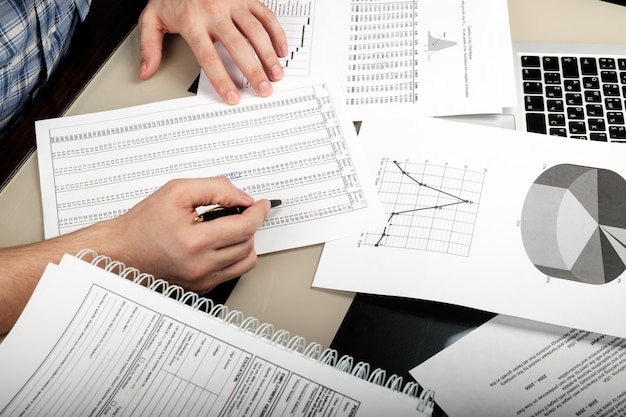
[547, 100, 564, 112]
[586, 104, 604, 117]
[526, 113, 547, 134]
[544, 73, 561, 84]
[583, 77, 600, 89]
[523, 82, 543, 94]
[600, 58, 616, 70]
[561, 57, 579, 77]
[567, 107, 585, 119]
[523, 68, 542, 80]
[548, 113, 566, 126]
[569, 121, 587, 134]
[564, 80, 581, 92]
[546, 86, 563, 98]
[620, 72, 626, 84]
[580, 58, 598, 75]
[603, 84, 620, 96]
[610, 126, 626, 139]
[590, 133, 608, 141]
[542, 56, 560, 71]
[588, 119, 606, 131]
[550, 128, 567, 137]
[521, 55, 541, 67]
[606, 98, 623, 110]
[566, 93, 583, 106]
[585, 91, 602, 103]
[608, 112, 625, 124]
[525, 96, 545, 111]
[601, 71, 618, 83]
[619, 59, 626, 70]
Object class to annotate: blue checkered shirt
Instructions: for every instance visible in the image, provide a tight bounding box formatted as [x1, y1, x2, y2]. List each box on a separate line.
[0, 0, 91, 133]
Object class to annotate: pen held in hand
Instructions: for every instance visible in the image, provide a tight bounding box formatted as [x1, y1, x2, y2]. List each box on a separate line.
[194, 199, 284, 222]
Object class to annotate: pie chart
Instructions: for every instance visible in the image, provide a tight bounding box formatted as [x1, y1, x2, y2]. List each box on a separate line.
[521, 164, 626, 285]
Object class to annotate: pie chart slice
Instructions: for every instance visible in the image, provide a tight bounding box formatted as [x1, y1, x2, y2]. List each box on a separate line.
[521, 164, 626, 285]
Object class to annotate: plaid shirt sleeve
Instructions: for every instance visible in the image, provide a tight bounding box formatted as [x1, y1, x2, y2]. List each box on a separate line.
[0, 0, 92, 133]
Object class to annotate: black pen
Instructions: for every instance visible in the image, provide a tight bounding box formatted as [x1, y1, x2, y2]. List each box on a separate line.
[194, 199, 284, 222]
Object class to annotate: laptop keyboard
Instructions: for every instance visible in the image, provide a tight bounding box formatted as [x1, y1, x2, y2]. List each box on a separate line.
[521, 54, 626, 142]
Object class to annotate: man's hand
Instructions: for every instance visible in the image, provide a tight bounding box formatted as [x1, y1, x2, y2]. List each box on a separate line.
[138, 0, 288, 104]
[0, 177, 271, 334]
[105, 177, 272, 294]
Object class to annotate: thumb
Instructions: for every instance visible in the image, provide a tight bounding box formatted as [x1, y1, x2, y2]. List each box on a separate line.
[138, 12, 165, 80]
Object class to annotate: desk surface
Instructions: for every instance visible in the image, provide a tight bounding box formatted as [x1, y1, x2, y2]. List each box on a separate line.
[2, 0, 626, 349]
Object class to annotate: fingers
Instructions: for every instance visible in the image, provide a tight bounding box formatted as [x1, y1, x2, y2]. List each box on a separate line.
[172, 246, 259, 294]
[137, 8, 166, 80]
[224, 4, 287, 88]
[179, 176, 255, 212]
[186, 32, 242, 104]
[248, 0, 289, 59]
[138, 0, 287, 103]
[165, 196, 271, 294]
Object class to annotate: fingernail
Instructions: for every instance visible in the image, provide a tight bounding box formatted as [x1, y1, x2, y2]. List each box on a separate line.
[280, 43, 289, 57]
[225, 90, 239, 104]
[258, 81, 273, 97]
[271, 64, 283, 80]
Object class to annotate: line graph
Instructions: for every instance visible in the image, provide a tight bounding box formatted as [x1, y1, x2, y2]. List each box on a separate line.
[363, 159, 485, 256]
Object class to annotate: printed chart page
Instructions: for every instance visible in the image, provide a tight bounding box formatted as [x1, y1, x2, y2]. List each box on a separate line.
[198, 0, 516, 118]
[35, 80, 385, 255]
[410, 315, 626, 417]
[0, 255, 433, 417]
[313, 115, 626, 339]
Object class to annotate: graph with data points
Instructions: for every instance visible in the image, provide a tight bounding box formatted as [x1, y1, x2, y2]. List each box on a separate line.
[363, 159, 486, 256]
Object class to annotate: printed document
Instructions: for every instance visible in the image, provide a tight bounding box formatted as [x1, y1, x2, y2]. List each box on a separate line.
[35, 81, 385, 254]
[0, 254, 433, 416]
[313, 115, 626, 339]
[410, 315, 626, 417]
[198, 0, 516, 118]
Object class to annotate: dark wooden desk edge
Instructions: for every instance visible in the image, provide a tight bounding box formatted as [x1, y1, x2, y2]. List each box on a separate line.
[0, 1, 148, 191]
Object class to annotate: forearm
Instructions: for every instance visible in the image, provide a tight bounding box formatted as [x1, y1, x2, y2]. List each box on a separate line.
[0, 221, 121, 335]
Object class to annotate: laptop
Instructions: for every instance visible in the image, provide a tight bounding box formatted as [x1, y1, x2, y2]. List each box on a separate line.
[443, 42, 626, 142]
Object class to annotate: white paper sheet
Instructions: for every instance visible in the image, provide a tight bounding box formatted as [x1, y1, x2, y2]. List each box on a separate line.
[313, 115, 626, 339]
[198, 0, 516, 118]
[0, 254, 434, 416]
[410, 315, 626, 417]
[35, 80, 385, 254]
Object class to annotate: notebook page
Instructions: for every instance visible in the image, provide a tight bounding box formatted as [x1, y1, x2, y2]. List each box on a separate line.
[0, 254, 432, 417]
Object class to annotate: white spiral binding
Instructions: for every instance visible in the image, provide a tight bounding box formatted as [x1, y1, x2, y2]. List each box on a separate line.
[76, 249, 435, 408]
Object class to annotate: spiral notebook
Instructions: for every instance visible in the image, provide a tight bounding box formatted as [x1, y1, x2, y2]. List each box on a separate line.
[0, 251, 434, 417]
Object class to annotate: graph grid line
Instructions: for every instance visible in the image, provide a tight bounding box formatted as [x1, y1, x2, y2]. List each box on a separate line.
[364, 159, 486, 256]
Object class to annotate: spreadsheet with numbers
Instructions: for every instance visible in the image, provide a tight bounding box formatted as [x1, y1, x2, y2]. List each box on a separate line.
[35, 81, 385, 255]
[199, 0, 516, 119]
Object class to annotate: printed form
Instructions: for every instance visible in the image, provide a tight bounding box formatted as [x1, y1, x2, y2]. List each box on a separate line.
[198, 0, 516, 118]
[35, 81, 385, 254]
[411, 315, 626, 417]
[0, 255, 431, 417]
